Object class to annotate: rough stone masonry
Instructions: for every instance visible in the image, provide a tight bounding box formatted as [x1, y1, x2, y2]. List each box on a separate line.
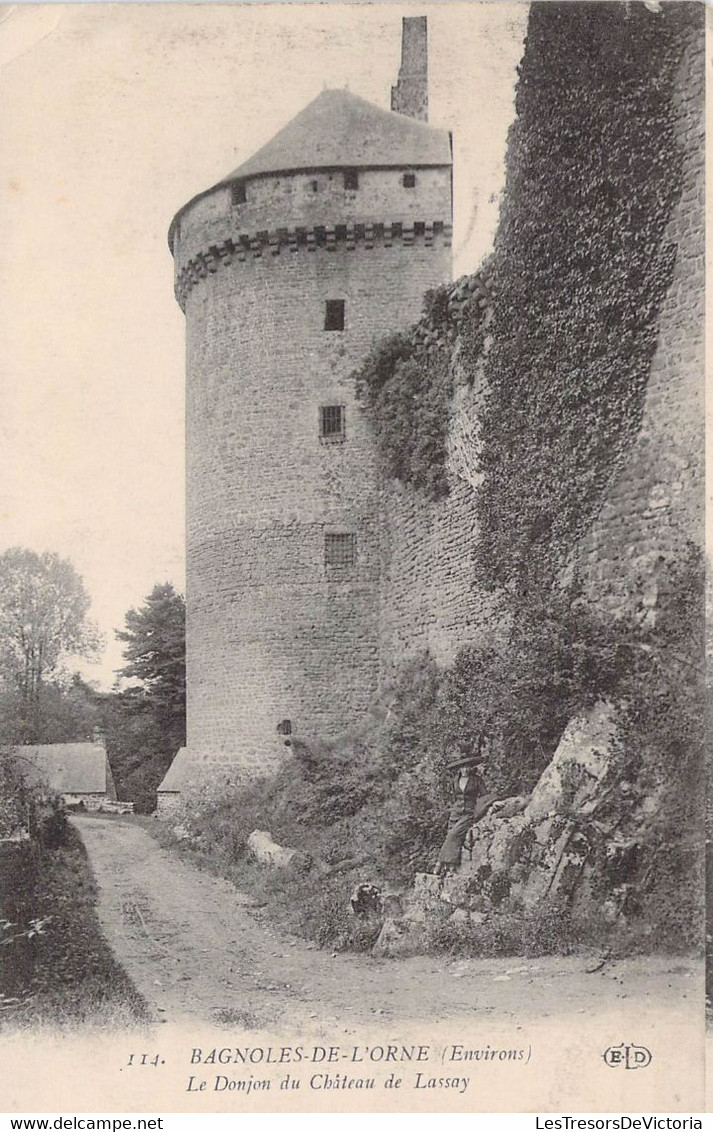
[160, 20, 453, 806]
[159, 10, 703, 811]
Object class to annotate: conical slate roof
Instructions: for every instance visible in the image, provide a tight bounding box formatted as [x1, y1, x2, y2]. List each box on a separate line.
[222, 88, 452, 182]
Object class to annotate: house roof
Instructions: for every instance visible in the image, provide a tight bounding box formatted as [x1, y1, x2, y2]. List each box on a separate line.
[14, 744, 110, 794]
[157, 747, 195, 793]
[222, 89, 452, 183]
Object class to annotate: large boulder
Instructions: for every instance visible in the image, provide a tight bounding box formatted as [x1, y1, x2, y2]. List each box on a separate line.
[372, 916, 425, 958]
[459, 702, 617, 880]
[247, 829, 311, 871]
[524, 700, 616, 823]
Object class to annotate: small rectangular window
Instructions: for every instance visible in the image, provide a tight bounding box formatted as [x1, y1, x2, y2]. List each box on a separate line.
[402, 173, 416, 188]
[320, 405, 346, 441]
[231, 182, 247, 205]
[344, 169, 359, 191]
[310, 178, 319, 193]
[324, 300, 345, 332]
[325, 532, 356, 568]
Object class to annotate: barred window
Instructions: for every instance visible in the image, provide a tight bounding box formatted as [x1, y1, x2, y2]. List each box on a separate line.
[325, 533, 356, 568]
[276, 719, 292, 736]
[324, 299, 345, 331]
[320, 405, 345, 440]
[344, 169, 359, 191]
[231, 182, 247, 205]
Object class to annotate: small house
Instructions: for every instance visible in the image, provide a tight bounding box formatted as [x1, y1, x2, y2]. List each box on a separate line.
[14, 742, 117, 810]
[156, 747, 192, 815]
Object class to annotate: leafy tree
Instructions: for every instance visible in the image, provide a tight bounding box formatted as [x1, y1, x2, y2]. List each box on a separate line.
[0, 548, 102, 743]
[0, 673, 104, 746]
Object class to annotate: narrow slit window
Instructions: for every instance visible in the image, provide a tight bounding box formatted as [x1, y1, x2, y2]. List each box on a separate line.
[320, 405, 345, 440]
[324, 300, 345, 332]
[325, 533, 356, 568]
[231, 182, 247, 205]
[403, 173, 416, 188]
[344, 169, 359, 191]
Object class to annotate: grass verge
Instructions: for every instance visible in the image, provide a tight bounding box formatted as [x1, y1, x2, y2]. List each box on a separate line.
[1, 825, 150, 1031]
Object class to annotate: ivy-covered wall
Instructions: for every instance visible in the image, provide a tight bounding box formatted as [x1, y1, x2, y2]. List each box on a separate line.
[577, 6, 704, 613]
[367, 5, 704, 947]
[369, 1, 704, 670]
[466, 1, 702, 595]
[355, 274, 494, 668]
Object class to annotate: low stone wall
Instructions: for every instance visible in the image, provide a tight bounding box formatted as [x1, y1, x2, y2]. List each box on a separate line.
[65, 794, 114, 813]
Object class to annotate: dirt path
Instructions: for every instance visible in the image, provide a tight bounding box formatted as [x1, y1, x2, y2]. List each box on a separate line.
[73, 814, 700, 1031]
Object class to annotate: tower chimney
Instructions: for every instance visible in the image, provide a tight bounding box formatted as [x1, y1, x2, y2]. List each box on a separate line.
[391, 16, 428, 122]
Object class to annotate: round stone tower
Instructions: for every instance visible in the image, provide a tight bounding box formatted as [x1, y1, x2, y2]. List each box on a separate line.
[160, 22, 453, 802]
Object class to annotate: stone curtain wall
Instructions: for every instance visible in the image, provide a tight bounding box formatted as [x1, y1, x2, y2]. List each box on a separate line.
[579, 13, 704, 611]
[177, 171, 452, 772]
[376, 5, 704, 672]
[357, 274, 494, 673]
[377, 437, 490, 670]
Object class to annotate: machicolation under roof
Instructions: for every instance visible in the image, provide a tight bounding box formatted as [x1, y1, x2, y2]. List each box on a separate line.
[169, 88, 452, 254]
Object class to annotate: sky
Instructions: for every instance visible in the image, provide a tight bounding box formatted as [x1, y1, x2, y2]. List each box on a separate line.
[0, 2, 528, 688]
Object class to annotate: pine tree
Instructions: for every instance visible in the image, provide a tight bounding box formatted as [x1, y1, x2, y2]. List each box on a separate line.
[116, 583, 186, 729]
[112, 584, 186, 810]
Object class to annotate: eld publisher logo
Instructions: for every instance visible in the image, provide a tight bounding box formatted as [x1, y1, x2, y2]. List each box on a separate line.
[603, 1043, 652, 1070]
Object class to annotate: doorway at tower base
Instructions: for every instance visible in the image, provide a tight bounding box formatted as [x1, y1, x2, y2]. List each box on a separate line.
[155, 744, 286, 817]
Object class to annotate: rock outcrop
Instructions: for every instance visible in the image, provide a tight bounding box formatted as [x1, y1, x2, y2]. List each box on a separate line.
[374, 701, 631, 956]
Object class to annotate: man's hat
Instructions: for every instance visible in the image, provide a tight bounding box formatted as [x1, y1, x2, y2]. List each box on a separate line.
[446, 751, 483, 771]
